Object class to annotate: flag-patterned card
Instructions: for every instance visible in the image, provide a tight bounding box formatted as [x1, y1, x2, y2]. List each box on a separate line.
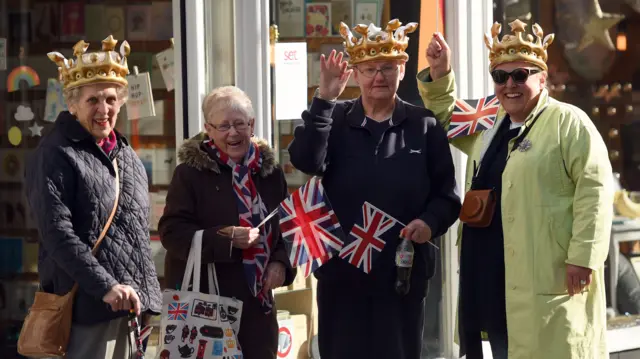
[339, 202, 403, 274]
[278, 176, 345, 277]
[447, 95, 500, 139]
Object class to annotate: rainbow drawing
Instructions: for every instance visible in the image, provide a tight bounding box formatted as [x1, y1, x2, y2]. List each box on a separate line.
[7, 66, 41, 92]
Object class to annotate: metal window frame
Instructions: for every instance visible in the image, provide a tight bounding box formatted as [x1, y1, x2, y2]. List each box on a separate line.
[174, 0, 207, 150]
[442, 0, 494, 357]
[234, 0, 273, 144]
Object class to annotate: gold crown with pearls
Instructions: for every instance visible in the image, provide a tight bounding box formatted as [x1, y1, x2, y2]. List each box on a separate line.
[484, 19, 554, 71]
[48, 35, 130, 90]
[339, 19, 418, 65]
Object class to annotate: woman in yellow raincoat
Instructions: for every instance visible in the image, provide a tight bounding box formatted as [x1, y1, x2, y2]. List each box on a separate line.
[417, 20, 613, 359]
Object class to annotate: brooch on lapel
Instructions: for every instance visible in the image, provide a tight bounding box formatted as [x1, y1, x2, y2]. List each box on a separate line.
[518, 139, 532, 152]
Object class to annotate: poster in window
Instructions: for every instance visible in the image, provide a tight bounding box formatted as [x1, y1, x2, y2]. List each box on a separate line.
[331, 0, 353, 35]
[278, 0, 305, 38]
[306, 3, 331, 37]
[127, 5, 152, 41]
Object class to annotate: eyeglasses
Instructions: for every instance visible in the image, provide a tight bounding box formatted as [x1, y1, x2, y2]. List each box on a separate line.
[490, 68, 541, 85]
[356, 65, 399, 78]
[207, 121, 250, 133]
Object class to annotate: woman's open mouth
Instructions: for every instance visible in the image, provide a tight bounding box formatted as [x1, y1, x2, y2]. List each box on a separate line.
[94, 118, 109, 128]
[227, 140, 242, 149]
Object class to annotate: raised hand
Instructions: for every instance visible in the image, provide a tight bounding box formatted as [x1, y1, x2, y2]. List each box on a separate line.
[426, 32, 452, 81]
[318, 50, 353, 101]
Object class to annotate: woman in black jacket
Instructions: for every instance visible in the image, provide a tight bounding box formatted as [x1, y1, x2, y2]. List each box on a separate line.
[288, 19, 461, 359]
[25, 36, 162, 358]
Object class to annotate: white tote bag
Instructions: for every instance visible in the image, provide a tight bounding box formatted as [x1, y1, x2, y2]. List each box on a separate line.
[156, 230, 244, 359]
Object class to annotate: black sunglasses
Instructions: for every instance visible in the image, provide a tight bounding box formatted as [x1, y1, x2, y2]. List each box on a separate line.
[490, 68, 541, 85]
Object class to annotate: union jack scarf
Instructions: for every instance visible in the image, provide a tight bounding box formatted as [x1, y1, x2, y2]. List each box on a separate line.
[207, 140, 274, 313]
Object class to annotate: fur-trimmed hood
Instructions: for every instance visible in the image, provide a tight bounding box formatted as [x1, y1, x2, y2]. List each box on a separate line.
[177, 132, 278, 177]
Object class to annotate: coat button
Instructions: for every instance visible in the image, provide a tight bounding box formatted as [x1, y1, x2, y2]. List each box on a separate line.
[509, 248, 515, 256]
[507, 216, 514, 222]
[108, 227, 115, 236]
[512, 285, 517, 290]
[507, 181, 513, 188]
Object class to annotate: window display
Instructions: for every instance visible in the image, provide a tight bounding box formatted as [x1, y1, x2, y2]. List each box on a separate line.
[0, 1, 176, 356]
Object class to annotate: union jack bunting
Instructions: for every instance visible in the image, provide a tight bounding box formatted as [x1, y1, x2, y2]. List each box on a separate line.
[339, 202, 402, 274]
[278, 177, 345, 277]
[167, 302, 189, 321]
[447, 95, 500, 139]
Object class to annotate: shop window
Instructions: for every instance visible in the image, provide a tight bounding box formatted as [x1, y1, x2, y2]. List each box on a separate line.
[0, 1, 177, 355]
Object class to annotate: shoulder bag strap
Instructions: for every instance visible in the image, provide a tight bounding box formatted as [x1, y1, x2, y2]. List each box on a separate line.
[91, 158, 120, 255]
[69, 158, 121, 295]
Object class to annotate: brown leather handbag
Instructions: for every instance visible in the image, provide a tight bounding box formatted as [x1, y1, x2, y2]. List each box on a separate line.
[17, 159, 120, 358]
[459, 189, 496, 228]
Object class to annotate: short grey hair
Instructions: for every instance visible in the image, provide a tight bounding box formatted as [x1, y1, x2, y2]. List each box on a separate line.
[63, 84, 129, 106]
[201, 86, 254, 124]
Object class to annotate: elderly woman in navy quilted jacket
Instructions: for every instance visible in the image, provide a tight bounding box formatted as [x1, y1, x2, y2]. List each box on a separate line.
[25, 36, 162, 359]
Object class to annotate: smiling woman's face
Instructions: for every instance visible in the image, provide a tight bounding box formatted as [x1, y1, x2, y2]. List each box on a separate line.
[492, 61, 547, 122]
[204, 109, 255, 163]
[68, 83, 125, 141]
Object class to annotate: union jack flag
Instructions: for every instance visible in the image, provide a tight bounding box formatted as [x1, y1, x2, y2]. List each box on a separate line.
[167, 302, 189, 321]
[447, 95, 500, 139]
[278, 177, 345, 277]
[339, 202, 402, 274]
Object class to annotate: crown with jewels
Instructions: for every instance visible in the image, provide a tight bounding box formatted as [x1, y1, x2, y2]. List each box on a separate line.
[484, 19, 554, 71]
[339, 19, 418, 66]
[48, 35, 130, 90]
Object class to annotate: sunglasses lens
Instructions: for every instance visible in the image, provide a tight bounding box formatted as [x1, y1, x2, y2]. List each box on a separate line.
[491, 70, 509, 84]
[511, 69, 530, 83]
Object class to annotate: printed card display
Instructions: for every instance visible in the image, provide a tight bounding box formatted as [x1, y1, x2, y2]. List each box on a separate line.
[306, 3, 331, 37]
[152, 148, 176, 186]
[156, 47, 175, 91]
[331, 0, 352, 35]
[126, 71, 155, 120]
[277, 0, 305, 37]
[126, 5, 151, 40]
[355, 0, 380, 25]
[44, 79, 68, 123]
[0, 149, 25, 183]
[0, 38, 6, 71]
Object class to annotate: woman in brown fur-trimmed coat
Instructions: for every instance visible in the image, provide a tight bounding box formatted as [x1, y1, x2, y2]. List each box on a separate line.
[158, 86, 296, 359]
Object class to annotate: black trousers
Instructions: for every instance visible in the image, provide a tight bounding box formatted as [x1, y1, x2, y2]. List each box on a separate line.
[317, 279, 426, 359]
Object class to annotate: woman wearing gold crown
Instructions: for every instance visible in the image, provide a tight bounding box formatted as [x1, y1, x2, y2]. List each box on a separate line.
[288, 19, 461, 358]
[417, 20, 613, 358]
[24, 36, 162, 358]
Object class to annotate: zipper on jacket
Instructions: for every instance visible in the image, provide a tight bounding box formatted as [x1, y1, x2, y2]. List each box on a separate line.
[374, 123, 397, 164]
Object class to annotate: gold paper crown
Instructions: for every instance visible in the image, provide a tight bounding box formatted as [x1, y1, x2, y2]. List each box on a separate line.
[224, 328, 233, 337]
[339, 19, 418, 66]
[484, 19, 554, 71]
[47, 35, 131, 90]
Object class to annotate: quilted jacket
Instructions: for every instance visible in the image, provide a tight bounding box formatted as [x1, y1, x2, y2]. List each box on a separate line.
[25, 111, 162, 325]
